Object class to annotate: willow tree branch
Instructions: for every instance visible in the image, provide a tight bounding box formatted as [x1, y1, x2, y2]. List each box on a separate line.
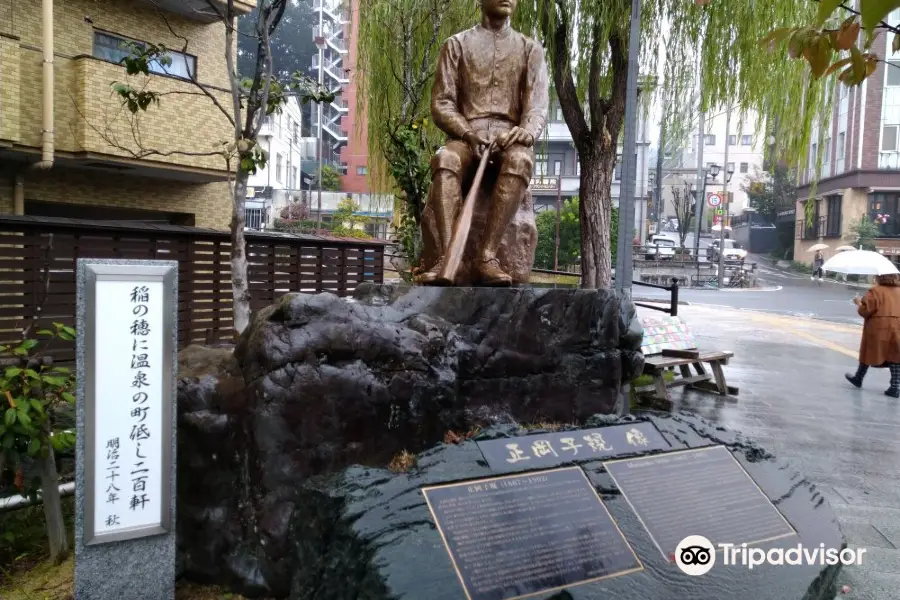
[546, 0, 589, 146]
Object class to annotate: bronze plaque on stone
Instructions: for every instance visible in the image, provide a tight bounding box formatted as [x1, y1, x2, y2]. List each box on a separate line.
[603, 445, 797, 561]
[421, 467, 642, 600]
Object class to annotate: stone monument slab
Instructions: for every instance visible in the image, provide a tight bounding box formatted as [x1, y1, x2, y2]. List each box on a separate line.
[280, 413, 844, 600]
[75, 259, 178, 600]
[477, 422, 669, 473]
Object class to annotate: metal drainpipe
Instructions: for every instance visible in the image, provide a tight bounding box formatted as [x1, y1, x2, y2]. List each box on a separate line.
[35, 0, 55, 171]
[16, 0, 55, 216]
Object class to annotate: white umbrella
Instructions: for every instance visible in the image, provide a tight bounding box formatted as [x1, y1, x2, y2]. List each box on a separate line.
[822, 250, 900, 276]
[807, 243, 830, 252]
[835, 245, 856, 252]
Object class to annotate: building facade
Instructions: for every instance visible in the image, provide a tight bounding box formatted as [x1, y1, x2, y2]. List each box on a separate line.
[793, 9, 900, 264]
[245, 97, 317, 230]
[0, 0, 252, 228]
[668, 108, 767, 223]
[534, 96, 652, 242]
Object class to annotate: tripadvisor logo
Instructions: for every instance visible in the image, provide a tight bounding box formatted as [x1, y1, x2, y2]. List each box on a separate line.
[674, 535, 716, 576]
[674, 536, 867, 575]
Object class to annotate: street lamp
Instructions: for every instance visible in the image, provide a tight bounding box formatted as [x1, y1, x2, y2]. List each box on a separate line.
[713, 161, 737, 287]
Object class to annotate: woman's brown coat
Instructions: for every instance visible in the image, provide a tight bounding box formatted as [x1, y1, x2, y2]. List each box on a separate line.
[857, 284, 900, 366]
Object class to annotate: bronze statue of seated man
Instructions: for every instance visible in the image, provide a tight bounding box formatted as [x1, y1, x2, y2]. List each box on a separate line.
[416, 0, 548, 286]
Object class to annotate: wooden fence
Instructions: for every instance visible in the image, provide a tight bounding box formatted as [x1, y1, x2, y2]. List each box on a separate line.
[0, 216, 386, 362]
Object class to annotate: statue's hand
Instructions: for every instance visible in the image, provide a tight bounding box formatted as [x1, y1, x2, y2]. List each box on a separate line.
[496, 126, 534, 150]
[463, 131, 490, 159]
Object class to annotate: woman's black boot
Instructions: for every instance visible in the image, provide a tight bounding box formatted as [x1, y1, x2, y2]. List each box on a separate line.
[845, 364, 868, 388]
[887, 365, 900, 398]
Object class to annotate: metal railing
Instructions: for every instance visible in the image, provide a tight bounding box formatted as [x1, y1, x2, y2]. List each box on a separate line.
[531, 268, 681, 317]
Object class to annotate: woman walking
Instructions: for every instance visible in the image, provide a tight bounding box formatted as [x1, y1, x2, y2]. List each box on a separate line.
[812, 250, 825, 281]
[845, 273, 900, 397]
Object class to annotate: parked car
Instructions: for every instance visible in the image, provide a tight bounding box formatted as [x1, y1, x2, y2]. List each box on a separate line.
[645, 235, 677, 260]
[707, 239, 748, 262]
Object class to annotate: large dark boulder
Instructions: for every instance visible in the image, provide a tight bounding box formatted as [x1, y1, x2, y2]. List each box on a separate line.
[176, 284, 644, 594]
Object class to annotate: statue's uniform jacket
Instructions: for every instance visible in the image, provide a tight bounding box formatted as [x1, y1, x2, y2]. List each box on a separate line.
[430, 24, 549, 183]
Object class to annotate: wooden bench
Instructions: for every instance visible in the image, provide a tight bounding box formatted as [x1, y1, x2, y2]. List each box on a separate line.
[633, 315, 738, 409]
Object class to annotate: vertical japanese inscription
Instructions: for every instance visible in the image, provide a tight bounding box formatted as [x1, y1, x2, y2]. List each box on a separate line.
[93, 280, 164, 536]
[422, 467, 642, 600]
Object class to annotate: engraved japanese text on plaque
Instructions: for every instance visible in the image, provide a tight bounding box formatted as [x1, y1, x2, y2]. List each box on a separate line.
[603, 445, 796, 561]
[477, 422, 669, 473]
[422, 467, 642, 600]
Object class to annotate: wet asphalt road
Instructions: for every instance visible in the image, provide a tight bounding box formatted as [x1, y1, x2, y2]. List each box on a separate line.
[640, 305, 900, 599]
[633, 256, 866, 326]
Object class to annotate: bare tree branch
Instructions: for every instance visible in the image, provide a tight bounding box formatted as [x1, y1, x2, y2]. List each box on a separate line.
[156, 7, 236, 127]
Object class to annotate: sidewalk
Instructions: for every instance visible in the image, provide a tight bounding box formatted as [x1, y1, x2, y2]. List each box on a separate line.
[636, 305, 900, 600]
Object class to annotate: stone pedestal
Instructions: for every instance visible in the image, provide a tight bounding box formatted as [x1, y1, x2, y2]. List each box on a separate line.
[176, 284, 643, 594]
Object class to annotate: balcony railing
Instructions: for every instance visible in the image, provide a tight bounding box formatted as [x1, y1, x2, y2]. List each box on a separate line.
[314, 0, 350, 23]
[71, 56, 231, 176]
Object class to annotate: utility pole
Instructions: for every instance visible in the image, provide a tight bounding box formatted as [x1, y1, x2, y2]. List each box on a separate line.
[693, 110, 706, 282]
[655, 119, 665, 234]
[614, 0, 642, 293]
[554, 176, 562, 271]
[315, 9, 325, 229]
[717, 106, 731, 287]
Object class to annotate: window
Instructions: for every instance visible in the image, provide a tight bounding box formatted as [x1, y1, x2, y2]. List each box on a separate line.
[575, 154, 581, 176]
[276, 154, 283, 182]
[740, 162, 749, 173]
[93, 31, 196, 79]
[615, 154, 623, 180]
[704, 134, 716, 146]
[883, 125, 899, 151]
[555, 105, 564, 121]
[871, 192, 900, 236]
[837, 132, 846, 161]
[727, 162, 735, 174]
[728, 135, 737, 145]
[245, 207, 266, 231]
[741, 135, 752, 146]
[888, 61, 900, 86]
[824, 137, 831, 164]
[553, 160, 562, 176]
[286, 118, 293, 141]
[356, 166, 368, 175]
[536, 153, 549, 176]
[291, 166, 298, 188]
[802, 200, 820, 240]
[825, 195, 842, 237]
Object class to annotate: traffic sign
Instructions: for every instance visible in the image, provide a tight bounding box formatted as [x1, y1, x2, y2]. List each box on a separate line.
[707, 193, 722, 208]
[715, 208, 725, 215]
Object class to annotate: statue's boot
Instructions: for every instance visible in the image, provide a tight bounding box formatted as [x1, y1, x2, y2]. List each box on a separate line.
[416, 257, 452, 286]
[477, 257, 512, 286]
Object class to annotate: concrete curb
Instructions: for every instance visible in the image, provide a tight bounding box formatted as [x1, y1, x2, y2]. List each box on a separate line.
[632, 297, 691, 306]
